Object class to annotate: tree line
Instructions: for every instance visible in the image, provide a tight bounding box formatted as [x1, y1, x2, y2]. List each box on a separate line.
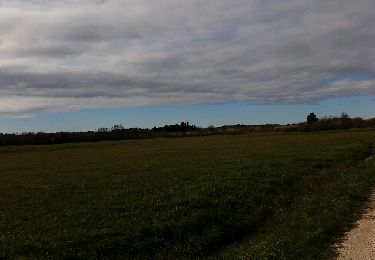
[0, 115, 374, 146]
[301, 112, 375, 131]
[0, 122, 202, 146]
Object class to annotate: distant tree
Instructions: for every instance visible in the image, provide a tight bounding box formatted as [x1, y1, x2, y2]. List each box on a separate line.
[340, 112, 352, 129]
[97, 127, 109, 132]
[340, 112, 350, 119]
[307, 112, 319, 123]
[152, 122, 198, 132]
[352, 117, 364, 128]
[111, 124, 125, 131]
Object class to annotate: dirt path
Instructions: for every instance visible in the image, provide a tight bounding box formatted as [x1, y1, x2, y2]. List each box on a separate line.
[336, 190, 375, 259]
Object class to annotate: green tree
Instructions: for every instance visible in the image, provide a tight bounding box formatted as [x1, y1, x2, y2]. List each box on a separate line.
[307, 112, 318, 123]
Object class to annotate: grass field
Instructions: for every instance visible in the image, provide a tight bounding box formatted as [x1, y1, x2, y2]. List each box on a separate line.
[1, 129, 374, 259]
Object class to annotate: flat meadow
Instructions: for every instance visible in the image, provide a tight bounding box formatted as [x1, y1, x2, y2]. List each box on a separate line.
[0, 129, 374, 259]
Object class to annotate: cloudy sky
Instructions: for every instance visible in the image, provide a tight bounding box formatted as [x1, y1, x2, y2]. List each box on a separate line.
[0, 0, 374, 131]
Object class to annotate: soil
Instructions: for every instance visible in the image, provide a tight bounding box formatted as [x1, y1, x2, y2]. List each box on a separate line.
[336, 190, 375, 259]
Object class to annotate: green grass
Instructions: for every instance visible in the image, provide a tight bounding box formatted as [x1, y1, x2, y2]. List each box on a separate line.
[0, 129, 374, 259]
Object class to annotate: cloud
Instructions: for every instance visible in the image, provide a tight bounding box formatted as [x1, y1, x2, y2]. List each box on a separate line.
[0, 0, 374, 115]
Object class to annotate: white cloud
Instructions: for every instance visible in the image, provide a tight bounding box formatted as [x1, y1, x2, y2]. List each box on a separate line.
[0, 0, 374, 115]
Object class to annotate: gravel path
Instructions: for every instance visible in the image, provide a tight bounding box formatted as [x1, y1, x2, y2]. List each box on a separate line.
[336, 191, 375, 259]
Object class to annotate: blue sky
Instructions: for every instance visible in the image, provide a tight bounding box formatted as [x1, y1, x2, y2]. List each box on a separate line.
[0, 95, 373, 133]
[324, 72, 375, 85]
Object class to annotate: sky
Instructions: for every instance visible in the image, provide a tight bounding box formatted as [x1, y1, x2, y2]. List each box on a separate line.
[0, 0, 374, 132]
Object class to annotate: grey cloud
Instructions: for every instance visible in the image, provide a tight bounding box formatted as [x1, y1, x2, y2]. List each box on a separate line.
[0, 0, 374, 115]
